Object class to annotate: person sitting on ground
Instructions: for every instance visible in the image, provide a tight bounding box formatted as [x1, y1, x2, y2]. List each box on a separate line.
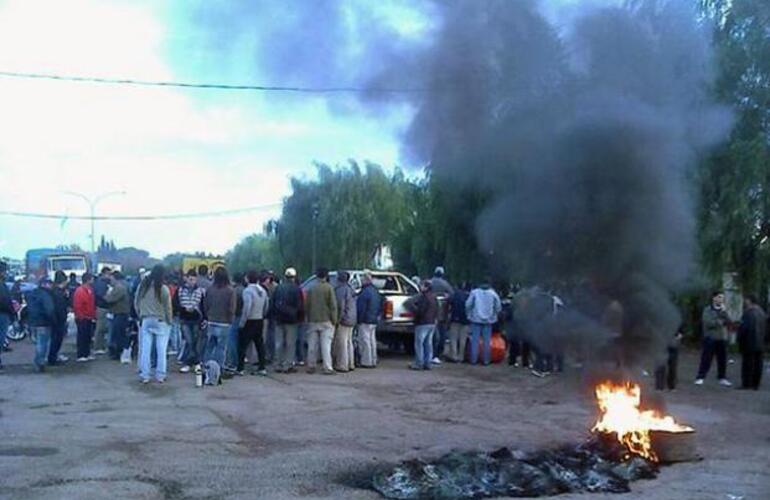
[465, 278, 502, 366]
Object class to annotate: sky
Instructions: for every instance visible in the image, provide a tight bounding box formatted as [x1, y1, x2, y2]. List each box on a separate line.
[0, 0, 597, 261]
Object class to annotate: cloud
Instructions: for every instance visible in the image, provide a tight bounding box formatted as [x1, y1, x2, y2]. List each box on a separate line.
[0, 0, 405, 259]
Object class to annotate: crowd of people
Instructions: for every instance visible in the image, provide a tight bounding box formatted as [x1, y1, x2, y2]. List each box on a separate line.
[0, 260, 765, 391]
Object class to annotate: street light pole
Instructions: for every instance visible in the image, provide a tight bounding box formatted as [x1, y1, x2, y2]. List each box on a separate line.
[311, 202, 320, 273]
[63, 190, 126, 260]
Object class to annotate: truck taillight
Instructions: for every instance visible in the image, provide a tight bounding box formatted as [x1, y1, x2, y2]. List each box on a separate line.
[384, 299, 393, 320]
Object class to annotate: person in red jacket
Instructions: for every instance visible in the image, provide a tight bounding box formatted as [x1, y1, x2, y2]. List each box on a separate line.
[73, 272, 97, 362]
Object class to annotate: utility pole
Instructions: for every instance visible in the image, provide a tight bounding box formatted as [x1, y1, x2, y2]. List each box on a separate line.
[63, 191, 126, 267]
[311, 202, 320, 273]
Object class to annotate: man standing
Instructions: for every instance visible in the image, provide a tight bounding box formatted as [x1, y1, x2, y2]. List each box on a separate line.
[271, 268, 304, 373]
[333, 271, 357, 373]
[356, 271, 382, 368]
[430, 266, 454, 364]
[104, 271, 131, 363]
[737, 294, 766, 390]
[48, 271, 70, 365]
[224, 272, 245, 372]
[66, 272, 79, 306]
[237, 270, 268, 375]
[465, 279, 502, 366]
[73, 272, 97, 362]
[305, 268, 338, 375]
[0, 261, 13, 371]
[28, 277, 55, 372]
[695, 291, 733, 386]
[197, 265, 212, 291]
[447, 282, 471, 363]
[175, 269, 205, 373]
[92, 267, 112, 355]
[405, 280, 439, 371]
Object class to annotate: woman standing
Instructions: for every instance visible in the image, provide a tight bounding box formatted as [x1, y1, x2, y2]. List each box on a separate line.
[204, 267, 237, 370]
[135, 265, 173, 384]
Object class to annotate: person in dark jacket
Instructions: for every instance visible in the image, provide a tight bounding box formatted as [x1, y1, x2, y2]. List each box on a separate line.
[737, 294, 767, 390]
[405, 280, 439, 370]
[446, 282, 471, 362]
[224, 272, 245, 372]
[272, 267, 304, 373]
[430, 266, 454, 364]
[0, 261, 14, 370]
[356, 271, 382, 368]
[92, 267, 112, 355]
[28, 277, 56, 371]
[66, 272, 79, 306]
[48, 271, 70, 365]
[695, 291, 733, 386]
[333, 271, 357, 372]
[655, 325, 683, 391]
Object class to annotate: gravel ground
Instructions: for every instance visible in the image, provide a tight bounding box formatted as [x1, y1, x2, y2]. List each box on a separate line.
[0, 335, 768, 500]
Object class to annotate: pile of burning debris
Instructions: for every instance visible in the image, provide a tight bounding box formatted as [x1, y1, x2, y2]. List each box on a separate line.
[373, 382, 698, 499]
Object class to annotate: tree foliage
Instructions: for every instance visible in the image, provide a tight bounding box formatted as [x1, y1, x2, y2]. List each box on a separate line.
[226, 234, 283, 276]
[698, 0, 770, 294]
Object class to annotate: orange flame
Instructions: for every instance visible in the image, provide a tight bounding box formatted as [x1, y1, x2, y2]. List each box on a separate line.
[592, 381, 693, 462]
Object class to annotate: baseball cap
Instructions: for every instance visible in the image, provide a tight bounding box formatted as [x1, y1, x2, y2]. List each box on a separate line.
[284, 267, 297, 278]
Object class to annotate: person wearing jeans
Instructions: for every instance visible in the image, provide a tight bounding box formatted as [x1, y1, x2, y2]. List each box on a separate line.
[47, 272, 69, 365]
[134, 265, 173, 384]
[206, 267, 238, 371]
[174, 270, 206, 373]
[27, 277, 55, 372]
[695, 291, 732, 386]
[405, 280, 439, 370]
[465, 279, 502, 366]
[104, 272, 132, 363]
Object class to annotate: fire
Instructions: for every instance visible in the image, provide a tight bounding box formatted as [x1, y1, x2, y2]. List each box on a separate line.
[591, 381, 693, 462]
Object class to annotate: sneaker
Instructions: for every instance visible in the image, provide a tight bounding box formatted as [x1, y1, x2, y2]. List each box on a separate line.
[93, 349, 106, 355]
[257, 369, 268, 376]
[236, 370, 245, 376]
[157, 378, 166, 384]
[322, 369, 336, 375]
[179, 365, 191, 374]
[694, 378, 704, 385]
[87, 355, 96, 360]
[306, 367, 316, 374]
[298, 360, 305, 366]
[167, 350, 178, 356]
[120, 349, 131, 364]
[76, 357, 89, 363]
[719, 378, 732, 387]
[409, 364, 423, 371]
[57, 355, 69, 363]
[141, 378, 150, 384]
[431, 357, 442, 365]
[531, 369, 546, 378]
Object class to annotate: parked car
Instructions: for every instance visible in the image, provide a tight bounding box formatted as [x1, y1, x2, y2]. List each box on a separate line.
[301, 270, 419, 348]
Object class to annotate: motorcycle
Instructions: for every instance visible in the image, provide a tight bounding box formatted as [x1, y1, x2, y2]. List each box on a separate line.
[5, 299, 29, 341]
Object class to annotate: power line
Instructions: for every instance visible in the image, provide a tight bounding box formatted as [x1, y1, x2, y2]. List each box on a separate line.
[0, 203, 281, 221]
[0, 70, 427, 94]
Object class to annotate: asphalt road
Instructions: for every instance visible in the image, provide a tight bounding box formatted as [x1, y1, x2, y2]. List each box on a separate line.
[1, 335, 768, 499]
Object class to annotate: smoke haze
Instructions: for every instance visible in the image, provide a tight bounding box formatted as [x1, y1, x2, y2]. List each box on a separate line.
[187, 0, 732, 364]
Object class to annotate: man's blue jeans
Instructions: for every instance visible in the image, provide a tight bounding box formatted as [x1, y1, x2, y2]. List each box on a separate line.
[180, 321, 201, 366]
[204, 323, 229, 368]
[139, 318, 169, 381]
[414, 324, 435, 369]
[0, 313, 10, 365]
[470, 323, 492, 365]
[225, 322, 240, 370]
[33, 326, 52, 369]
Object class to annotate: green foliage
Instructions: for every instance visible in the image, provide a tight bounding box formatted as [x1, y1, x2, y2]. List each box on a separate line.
[226, 234, 283, 276]
[698, 0, 770, 295]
